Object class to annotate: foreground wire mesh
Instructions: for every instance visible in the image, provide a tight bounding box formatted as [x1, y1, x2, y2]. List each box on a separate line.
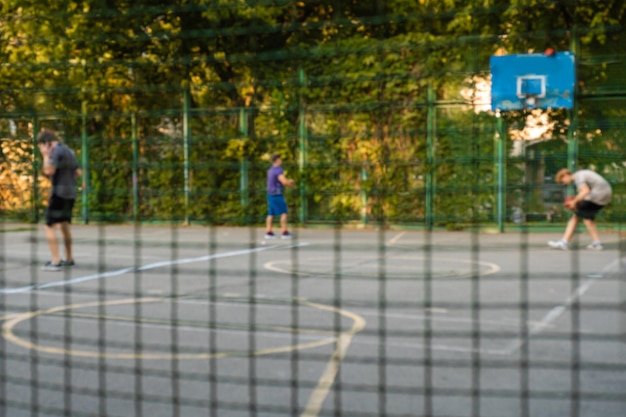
[1, 1, 626, 417]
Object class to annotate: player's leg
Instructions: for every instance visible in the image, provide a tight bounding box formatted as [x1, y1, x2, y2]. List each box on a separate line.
[59, 198, 76, 264]
[44, 223, 61, 264]
[42, 195, 63, 270]
[280, 213, 288, 234]
[562, 214, 579, 242]
[265, 214, 275, 238]
[265, 194, 275, 238]
[277, 196, 291, 239]
[583, 218, 600, 240]
[59, 221, 73, 262]
[578, 201, 604, 250]
[548, 214, 578, 249]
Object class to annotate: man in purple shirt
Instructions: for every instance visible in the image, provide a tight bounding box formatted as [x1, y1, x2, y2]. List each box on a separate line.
[265, 154, 296, 239]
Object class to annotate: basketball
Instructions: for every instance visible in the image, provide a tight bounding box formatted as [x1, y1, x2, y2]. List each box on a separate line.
[564, 195, 576, 210]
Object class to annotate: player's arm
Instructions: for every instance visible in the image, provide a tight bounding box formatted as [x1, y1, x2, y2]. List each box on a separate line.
[278, 174, 296, 188]
[38, 143, 56, 177]
[42, 155, 57, 177]
[572, 184, 590, 205]
[75, 168, 83, 178]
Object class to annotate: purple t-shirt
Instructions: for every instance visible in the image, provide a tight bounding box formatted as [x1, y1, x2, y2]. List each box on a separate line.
[267, 166, 284, 195]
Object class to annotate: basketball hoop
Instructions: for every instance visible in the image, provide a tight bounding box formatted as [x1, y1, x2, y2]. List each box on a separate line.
[490, 51, 575, 111]
[517, 75, 546, 109]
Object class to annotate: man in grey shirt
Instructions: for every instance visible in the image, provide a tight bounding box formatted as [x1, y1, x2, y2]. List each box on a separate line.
[548, 168, 612, 250]
[37, 129, 82, 271]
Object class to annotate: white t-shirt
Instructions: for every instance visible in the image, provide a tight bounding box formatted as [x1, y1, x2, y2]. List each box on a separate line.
[573, 170, 612, 206]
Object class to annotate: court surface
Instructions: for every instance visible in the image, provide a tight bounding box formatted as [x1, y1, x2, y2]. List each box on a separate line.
[1, 224, 625, 417]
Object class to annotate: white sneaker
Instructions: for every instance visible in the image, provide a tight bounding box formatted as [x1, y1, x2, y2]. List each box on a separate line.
[586, 242, 603, 250]
[41, 261, 62, 271]
[264, 232, 277, 239]
[548, 240, 569, 250]
[281, 232, 293, 239]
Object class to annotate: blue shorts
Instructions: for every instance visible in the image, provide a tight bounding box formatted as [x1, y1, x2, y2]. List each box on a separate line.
[267, 194, 288, 216]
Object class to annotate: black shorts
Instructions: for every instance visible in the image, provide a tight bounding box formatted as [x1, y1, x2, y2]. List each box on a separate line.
[46, 194, 75, 226]
[574, 200, 605, 220]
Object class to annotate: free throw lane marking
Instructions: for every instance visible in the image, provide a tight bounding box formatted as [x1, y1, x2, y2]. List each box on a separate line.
[299, 300, 366, 417]
[504, 258, 621, 354]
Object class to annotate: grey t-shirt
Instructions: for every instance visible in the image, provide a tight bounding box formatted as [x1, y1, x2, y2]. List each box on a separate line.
[49, 143, 79, 199]
[573, 170, 612, 206]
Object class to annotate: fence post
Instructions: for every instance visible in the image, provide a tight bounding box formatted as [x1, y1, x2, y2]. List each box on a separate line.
[361, 166, 368, 225]
[495, 113, 506, 232]
[239, 107, 249, 211]
[425, 84, 436, 230]
[567, 31, 579, 177]
[131, 113, 139, 223]
[298, 68, 307, 224]
[81, 102, 89, 224]
[32, 116, 40, 223]
[182, 88, 191, 225]
[617, 222, 626, 342]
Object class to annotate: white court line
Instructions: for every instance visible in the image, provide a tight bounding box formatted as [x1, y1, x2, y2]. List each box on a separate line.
[385, 231, 406, 247]
[2, 250, 163, 261]
[0, 243, 309, 295]
[354, 310, 536, 328]
[503, 258, 622, 355]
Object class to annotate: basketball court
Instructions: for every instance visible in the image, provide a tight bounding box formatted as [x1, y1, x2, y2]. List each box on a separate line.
[1, 224, 624, 417]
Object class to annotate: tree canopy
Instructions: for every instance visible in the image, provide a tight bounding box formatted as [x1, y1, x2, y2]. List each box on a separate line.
[1, 0, 625, 225]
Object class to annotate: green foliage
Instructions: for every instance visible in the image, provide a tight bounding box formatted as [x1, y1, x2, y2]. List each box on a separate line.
[0, 0, 625, 226]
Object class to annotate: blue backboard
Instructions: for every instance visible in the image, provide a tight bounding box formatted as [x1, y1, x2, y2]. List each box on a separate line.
[490, 51, 576, 111]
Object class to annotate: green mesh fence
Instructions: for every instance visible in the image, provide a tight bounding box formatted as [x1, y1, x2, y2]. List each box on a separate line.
[1, 1, 626, 417]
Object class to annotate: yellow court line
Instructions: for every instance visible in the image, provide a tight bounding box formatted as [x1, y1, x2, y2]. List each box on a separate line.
[527, 320, 556, 329]
[265, 254, 501, 280]
[48, 311, 343, 336]
[2, 297, 365, 362]
[424, 307, 448, 314]
[0, 313, 20, 321]
[299, 300, 366, 417]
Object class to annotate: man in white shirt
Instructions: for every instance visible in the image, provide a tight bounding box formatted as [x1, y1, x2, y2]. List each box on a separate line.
[548, 168, 612, 250]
